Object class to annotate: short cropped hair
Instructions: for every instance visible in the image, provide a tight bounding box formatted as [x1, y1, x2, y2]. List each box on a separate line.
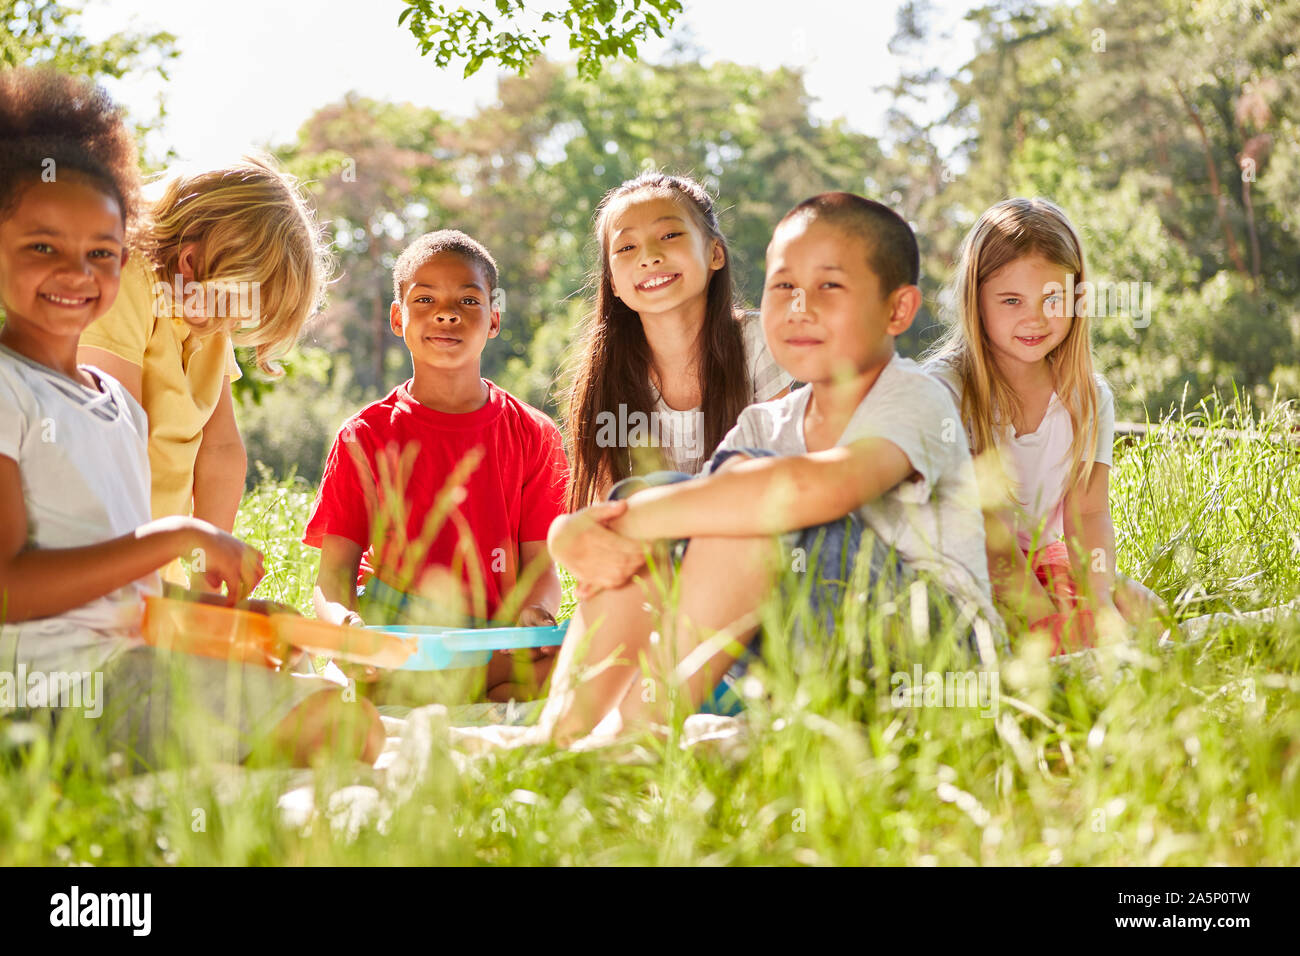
[778, 192, 920, 295]
[392, 230, 499, 303]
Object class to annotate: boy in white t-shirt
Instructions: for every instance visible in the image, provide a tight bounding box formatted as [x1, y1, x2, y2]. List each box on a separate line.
[540, 193, 1003, 742]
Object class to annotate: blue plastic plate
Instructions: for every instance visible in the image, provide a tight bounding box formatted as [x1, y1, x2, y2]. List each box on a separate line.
[364, 622, 569, 671]
[442, 623, 569, 652]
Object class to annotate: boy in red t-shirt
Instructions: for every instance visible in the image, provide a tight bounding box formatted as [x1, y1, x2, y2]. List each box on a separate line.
[304, 230, 569, 701]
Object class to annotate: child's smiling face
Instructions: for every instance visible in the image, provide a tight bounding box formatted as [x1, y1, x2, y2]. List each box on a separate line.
[0, 176, 126, 354]
[605, 192, 724, 318]
[390, 251, 499, 371]
[761, 216, 913, 386]
[978, 254, 1074, 371]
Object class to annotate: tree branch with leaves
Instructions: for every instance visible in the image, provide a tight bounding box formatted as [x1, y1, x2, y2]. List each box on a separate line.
[397, 0, 682, 79]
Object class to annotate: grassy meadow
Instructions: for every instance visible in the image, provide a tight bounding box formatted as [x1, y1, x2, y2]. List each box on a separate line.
[1, 396, 1298, 865]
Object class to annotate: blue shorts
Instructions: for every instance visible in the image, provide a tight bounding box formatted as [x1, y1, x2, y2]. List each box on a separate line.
[608, 448, 910, 714]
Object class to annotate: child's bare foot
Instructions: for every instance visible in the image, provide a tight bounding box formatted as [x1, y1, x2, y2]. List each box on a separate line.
[485, 649, 556, 701]
[487, 680, 530, 703]
[263, 689, 385, 766]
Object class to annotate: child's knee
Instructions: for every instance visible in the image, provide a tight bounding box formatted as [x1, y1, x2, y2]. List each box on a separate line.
[485, 650, 551, 701]
[276, 688, 384, 765]
[682, 533, 780, 578]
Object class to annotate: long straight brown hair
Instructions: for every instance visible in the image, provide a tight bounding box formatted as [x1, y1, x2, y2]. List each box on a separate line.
[563, 172, 751, 510]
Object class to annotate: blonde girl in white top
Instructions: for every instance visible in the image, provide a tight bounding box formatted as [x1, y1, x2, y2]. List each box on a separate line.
[924, 198, 1166, 651]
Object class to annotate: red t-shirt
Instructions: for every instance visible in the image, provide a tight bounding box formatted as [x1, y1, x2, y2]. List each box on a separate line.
[303, 379, 569, 619]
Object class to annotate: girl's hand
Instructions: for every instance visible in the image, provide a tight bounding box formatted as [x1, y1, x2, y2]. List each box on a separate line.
[331, 611, 380, 682]
[183, 520, 265, 604]
[547, 502, 645, 592]
[241, 597, 300, 617]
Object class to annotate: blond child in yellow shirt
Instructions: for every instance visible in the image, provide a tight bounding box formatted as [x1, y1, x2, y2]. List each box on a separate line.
[78, 156, 333, 582]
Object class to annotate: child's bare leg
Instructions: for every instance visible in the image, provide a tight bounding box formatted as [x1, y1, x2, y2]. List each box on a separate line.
[485, 651, 558, 703]
[266, 689, 385, 766]
[617, 532, 779, 728]
[1114, 572, 1169, 631]
[536, 573, 664, 743]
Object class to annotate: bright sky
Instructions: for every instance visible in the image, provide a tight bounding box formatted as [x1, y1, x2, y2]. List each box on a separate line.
[79, 0, 979, 167]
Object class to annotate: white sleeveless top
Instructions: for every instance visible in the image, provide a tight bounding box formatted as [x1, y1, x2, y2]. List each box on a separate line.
[648, 311, 792, 474]
[923, 358, 1115, 552]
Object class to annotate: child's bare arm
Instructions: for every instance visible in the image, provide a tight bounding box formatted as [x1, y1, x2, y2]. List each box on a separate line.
[983, 509, 1059, 624]
[313, 534, 365, 626]
[1063, 463, 1118, 607]
[516, 539, 561, 625]
[608, 437, 914, 541]
[0, 456, 262, 621]
[192, 377, 247, 534]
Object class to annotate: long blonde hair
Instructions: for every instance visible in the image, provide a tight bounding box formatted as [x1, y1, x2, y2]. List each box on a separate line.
[928, 197, 1101, 492]
[138, 153, 334, 374]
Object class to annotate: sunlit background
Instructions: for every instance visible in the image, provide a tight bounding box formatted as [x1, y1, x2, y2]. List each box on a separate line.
[81, 0, 977, 166]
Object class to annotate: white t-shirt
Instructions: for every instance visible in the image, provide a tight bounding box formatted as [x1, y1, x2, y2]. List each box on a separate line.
[0, 344, 156, 675]
[649, 311, 792, 474]
[714, 353, 1000, 627]
[923, 359, 1115, 552]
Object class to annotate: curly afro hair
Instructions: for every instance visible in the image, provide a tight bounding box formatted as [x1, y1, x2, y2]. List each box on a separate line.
[0, 67, 141, 230]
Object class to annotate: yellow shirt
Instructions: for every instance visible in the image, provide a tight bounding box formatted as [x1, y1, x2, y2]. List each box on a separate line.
[81, 258, 242, 524]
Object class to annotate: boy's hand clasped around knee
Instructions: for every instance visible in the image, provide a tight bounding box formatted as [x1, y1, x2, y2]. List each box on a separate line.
[547, 500, 646, 597]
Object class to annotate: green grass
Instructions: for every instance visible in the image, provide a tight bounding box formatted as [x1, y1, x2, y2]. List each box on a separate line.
[2, 396, 1299, 865]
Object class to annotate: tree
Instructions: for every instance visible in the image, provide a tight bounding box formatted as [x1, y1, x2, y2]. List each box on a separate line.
[255, 55, 900, 484]
[0, 0, 179, 139]
[277, 95, 460, 391]
[889, 0, 1300, 417]
[398, 0, 683, 79]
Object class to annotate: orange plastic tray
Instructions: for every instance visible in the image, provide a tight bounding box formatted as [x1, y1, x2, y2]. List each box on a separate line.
[269, 615, 417, 670]
[141, 596, 292, 670]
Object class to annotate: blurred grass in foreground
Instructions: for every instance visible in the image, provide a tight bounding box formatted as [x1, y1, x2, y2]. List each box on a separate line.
[1, 395, 1298, 865]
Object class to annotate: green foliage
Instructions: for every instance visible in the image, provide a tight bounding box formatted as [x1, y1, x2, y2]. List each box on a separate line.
[894, 0, 1300, 418]
[1111, 393, 1300, 615]
[270, 95, 459, 398]
[258, 2, 1295, 479]
[234, 346, 370, 489]
[0, 0, 179, 145]
[232, 469, 323, 615]
[397, 0, 682, 79]
[274, 58, 890, 445]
